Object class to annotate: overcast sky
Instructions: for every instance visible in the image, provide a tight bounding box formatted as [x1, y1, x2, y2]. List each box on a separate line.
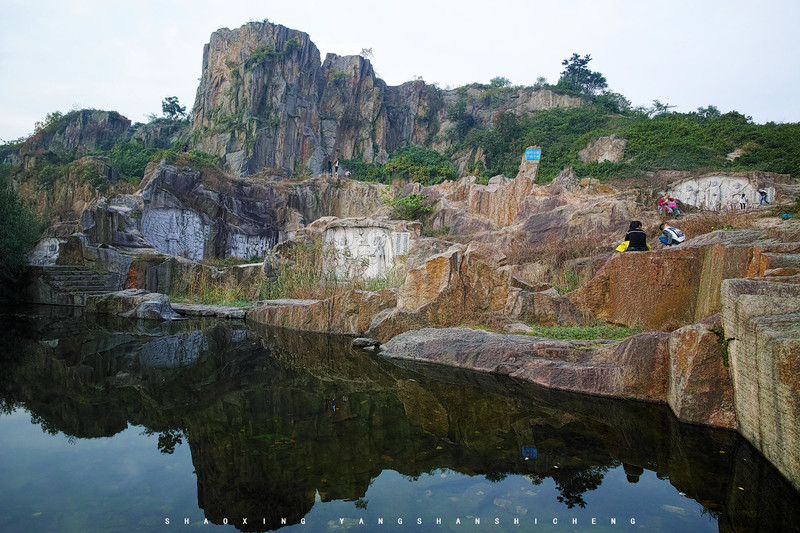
[1, 0, 798, 142]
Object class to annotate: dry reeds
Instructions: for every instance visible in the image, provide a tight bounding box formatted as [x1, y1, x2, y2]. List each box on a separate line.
[265, 240, 406, 300]
[506, 233, 611, 291]
[663, 208, 759, 240]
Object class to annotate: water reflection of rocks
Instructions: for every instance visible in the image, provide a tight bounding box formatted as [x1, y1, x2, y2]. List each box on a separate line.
[1, 306, 798, 532]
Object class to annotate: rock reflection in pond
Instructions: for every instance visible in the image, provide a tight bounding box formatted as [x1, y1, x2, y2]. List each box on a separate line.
[0, 306, 799, 532]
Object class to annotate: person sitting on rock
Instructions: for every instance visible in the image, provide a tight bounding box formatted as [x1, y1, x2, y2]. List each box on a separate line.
[625, 221, 650, 251]
[667, 197, 680, 218]
[658, 196, 667, 215]
[659, 223, 685, 246]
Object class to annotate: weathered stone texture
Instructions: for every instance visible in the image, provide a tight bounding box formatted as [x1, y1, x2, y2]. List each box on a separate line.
[721, 278, 800, 492]
[578, 134, 626, 164]
[379, 327, 670, 401]
[247, 290, 396, 336]
[667, 315, 736, 428]
[668, 172, 790, 211]
[189, 21, 584, 177]
[19, 110, 130, 159]
[86, 289, 182, 321]
[568, 231, 796, 331]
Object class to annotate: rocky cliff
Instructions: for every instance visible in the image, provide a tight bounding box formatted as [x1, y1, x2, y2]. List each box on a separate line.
[18, 110, 130, 162]
[189, 21, 584, 177]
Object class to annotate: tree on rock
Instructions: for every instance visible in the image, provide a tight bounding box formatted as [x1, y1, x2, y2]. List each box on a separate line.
[161, 96, 186, 120]
[556, 53, 607, 96]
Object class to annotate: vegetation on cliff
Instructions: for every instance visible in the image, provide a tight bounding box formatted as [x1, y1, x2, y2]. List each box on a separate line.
[451, 102, 800, 183]
[342, 145, 457, 185]
[332, 53, 800, 186]
[0, 187, 42, 302]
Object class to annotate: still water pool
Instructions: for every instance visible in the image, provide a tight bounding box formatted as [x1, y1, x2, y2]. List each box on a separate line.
[0, 306, 798, 532]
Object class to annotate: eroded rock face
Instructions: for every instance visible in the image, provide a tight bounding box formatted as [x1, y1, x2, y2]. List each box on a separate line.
[578, 134, 626, 163]
[81, 194, 149, 248]
[18, 110, 130, 160]
[140, 161, 285, 260]
[14, 156, 119, 224]
[424, 173, 639, 252]
[247, 289, 396, 336]
[322, 218, 414, 279]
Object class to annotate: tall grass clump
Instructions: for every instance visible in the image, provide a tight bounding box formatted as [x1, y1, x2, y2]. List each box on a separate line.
[264, 239, 406, 300]
[263, 241, 354, 300]
[169, 264, 266, 307]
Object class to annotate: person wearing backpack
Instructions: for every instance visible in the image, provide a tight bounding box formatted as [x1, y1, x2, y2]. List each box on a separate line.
[659, 223, 685, 246]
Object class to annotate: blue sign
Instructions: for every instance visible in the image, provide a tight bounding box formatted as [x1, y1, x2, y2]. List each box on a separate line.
[522, 447, 538, 459]
[525, 148, 541, 161]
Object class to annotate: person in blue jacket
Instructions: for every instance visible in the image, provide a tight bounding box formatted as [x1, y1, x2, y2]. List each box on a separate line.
[659, 223, 686, 246]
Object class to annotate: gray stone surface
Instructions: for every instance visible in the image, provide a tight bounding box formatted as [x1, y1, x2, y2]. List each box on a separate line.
[86, 289, 182, 321]
[721, 278, 800, 492]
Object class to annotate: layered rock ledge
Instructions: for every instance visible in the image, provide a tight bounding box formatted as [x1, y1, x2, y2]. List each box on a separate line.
[378, 324, 734, 430]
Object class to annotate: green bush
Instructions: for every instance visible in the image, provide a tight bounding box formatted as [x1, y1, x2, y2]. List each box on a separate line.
[94, 141, 159, 180]
[385, 146, 457, 185]
[343, 146, 456, 186]
[453, 97, 800, 182]
[0, 187, 42, 302]
[244, 44, 280, 71]
[383, 193, 432, 220]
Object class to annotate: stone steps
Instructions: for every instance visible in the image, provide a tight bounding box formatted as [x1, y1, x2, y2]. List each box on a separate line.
[39, 265, 118, 299]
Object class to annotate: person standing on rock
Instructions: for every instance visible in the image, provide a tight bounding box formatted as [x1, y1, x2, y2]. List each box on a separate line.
[758, 188, 770, 205]
[327, 158, 333, 175]
[625, 221, 650, 251]
[334, 158, 339, 175]
[739, 193, 747, 210]
[659, 223, 685, 246]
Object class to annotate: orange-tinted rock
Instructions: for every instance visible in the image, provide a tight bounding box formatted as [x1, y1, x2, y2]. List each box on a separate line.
[567, 232, 796, 331]
[667, 315, 736, 428]
[248, 289, 396, 336]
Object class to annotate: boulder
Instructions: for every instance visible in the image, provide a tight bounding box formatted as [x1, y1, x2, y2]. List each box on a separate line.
[86, 289, 182, 321]
[379, 323, 736, 429]
[667, 314, 736, 428]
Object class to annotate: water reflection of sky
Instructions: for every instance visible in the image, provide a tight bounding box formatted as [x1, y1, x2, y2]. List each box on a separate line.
[0, 407, 718, 532]
[0, 408, 204, 530]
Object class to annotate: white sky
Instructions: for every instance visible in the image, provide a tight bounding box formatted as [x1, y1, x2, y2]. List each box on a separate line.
[1, 0, 798, 142]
